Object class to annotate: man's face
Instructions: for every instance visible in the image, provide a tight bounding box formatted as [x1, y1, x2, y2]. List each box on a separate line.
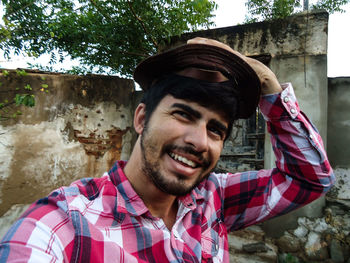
[139, 95, 228, 196]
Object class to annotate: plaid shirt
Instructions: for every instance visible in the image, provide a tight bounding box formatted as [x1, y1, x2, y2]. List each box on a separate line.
[0, 83, 334, 262]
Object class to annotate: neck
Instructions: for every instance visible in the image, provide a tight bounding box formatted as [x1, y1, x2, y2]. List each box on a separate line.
[124, 137, 178, 229]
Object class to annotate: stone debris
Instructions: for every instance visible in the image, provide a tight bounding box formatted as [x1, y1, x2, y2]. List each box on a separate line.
[228, 226, 278, 263]
[304, 231, 329, 260]
[330, 239, 345, 263]
[276, 232, 301, 253]
[293, 225, 308, 238]
[242, 242, 269, 253]
[228, 197, 350, 262]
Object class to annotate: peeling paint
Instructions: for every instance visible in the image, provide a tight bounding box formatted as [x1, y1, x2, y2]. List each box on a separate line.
[0, 72, 136, 217]
[59, 102, 132, 158]
[0, 121, 85, 215]
[0, 127, 15, 181]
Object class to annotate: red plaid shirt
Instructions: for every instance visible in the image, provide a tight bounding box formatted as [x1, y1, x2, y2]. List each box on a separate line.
[0, 83, 334, 262]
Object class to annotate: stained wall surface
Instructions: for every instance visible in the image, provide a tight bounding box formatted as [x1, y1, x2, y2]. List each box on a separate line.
[0, 71, 136, 218]
[328, 77, 350, 202]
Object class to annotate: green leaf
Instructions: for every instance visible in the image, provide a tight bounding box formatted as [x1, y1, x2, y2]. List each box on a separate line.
[16, 70, 27, 76]
[27, 95, 35, 107]
[2, 70, 9, 77]
[245, 0, 349, 22]
[24, 84, 32, 90]
[15, 94, 35, 107]
[15, 94, 24, 106]
[41, 84, 49, 89]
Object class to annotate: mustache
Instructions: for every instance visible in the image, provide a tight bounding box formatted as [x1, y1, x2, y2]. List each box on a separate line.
[164, 144, 211, 168]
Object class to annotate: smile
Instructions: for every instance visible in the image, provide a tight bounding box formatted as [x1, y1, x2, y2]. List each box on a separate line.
[169, 152, 197, 168]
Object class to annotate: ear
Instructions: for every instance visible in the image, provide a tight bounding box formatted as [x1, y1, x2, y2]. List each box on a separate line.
[134, 103, 146, 135]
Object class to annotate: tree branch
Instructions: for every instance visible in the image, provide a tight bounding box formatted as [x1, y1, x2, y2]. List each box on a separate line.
[118, 50, 149, 57]
[4, 1, 36, 19]
[0, 101, 16, 108]
[89, 0, 115, 22]
[127, 0, 158, 48]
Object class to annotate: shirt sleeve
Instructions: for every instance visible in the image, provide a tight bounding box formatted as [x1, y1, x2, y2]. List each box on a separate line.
[0, 183, 141, 263]
[0, 194, 70, 262]
[222, 83, 335, 231]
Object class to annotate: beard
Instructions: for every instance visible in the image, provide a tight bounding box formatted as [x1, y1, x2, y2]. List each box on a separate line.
[140, 127, 212, 196]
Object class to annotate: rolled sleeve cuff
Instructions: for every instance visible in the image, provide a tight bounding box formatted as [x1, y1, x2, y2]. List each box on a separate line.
[259, 83, 300, 121]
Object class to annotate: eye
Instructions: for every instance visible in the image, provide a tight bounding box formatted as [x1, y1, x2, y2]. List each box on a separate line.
[173, 110, 192, 121]
[208, 126, 224, 140]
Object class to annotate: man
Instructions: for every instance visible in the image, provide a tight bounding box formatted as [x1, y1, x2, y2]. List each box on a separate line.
[0, 38, 334, 262]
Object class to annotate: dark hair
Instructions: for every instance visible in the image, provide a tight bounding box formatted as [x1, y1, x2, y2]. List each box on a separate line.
[140, 74, 239, 140]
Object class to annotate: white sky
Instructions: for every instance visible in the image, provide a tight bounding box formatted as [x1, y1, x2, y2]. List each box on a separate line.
[1, 0, 349, 77]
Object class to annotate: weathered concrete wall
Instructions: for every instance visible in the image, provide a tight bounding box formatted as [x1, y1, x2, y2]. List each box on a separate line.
[328, 77, 350, 203]
[328, 77, 350, 168]
[0, 71, 136, 218]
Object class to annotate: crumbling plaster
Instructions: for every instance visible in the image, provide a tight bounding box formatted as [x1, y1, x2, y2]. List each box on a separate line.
[0, 71, 136, 216]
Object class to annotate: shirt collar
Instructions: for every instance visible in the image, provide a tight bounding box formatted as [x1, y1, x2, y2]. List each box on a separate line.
[108, 161, 149, 217]
[108, 160, 206, 215]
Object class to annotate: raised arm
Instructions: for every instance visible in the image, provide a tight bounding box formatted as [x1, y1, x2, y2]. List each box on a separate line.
[187, 37, 334, 230]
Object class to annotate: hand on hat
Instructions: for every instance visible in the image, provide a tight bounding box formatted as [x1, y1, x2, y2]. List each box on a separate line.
[187, 37, 282, 95]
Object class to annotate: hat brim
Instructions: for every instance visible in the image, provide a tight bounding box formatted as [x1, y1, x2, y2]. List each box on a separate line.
[133, 43, 261, 119]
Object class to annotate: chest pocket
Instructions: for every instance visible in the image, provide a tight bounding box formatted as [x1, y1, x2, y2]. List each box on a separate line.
[201, 218, 226, 263]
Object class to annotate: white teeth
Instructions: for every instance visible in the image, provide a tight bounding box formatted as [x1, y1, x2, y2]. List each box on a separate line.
[169, 152, 196, 168]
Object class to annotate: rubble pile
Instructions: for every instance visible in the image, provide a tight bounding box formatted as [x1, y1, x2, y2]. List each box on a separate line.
[228, 198, 350, 263]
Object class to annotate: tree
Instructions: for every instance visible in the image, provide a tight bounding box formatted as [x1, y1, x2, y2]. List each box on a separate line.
[0, 0, 217, 76]
[245, 0, 350, 22]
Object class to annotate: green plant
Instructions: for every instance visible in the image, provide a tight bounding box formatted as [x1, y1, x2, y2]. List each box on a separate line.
[280, 253, 300, 263]
[245, 0, 350, 22]
[0, 69, 49, 120]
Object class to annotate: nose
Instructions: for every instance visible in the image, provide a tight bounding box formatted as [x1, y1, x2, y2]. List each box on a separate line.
[184, 122, 209, 153]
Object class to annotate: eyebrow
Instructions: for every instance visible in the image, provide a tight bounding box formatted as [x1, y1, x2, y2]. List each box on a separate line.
[171, 103, 228, 136]
[171, 103, 201, 119]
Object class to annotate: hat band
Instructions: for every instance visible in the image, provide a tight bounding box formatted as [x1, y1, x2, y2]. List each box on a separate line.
[176, 67, 229, 83]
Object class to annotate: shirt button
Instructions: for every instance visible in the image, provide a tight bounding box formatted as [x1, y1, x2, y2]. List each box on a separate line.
[290, 108, 296, 114]
[283, 97, 289, 103]
[215, 244, 219, 251]
[310, 134, 313, 139]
